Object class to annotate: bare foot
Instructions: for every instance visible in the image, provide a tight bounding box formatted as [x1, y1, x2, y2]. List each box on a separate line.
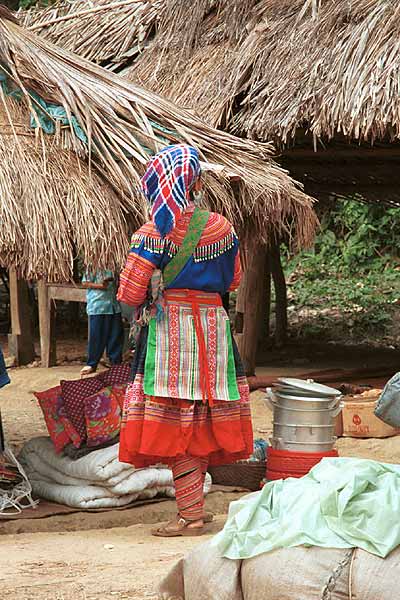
[80, 366, 96, 377]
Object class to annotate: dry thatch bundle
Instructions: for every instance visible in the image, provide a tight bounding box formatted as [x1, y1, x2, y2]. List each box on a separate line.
[129, 0, 258, 126]
[20, 0, 161, 70]
[0, 97, 131, 281]
[24, 0, 400, 146]
[0, 8, 316, 281]
[223, 0, 400, 144]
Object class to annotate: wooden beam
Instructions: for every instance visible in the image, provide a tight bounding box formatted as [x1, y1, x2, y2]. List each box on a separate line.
[282, 147, 400, 160]
[47, 284, 87, 303]
[8, 269, 35, 366]
[38, 281, 56, 368]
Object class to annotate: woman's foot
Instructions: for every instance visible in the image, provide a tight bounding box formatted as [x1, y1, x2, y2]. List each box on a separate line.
[173, 511, 213, 523]
[80, 365, 96, 377]
[151, 516, 205, 537]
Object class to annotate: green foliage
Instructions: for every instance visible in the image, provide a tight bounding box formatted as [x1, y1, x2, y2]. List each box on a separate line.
[283, 197, 400, 340]
[18, 0, 52, 8]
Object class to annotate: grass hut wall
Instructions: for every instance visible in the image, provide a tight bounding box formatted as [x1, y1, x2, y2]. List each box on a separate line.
[0, 6, 317, 370]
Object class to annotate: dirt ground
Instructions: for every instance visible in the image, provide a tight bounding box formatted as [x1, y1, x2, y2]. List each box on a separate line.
[1, 362, 400, 599]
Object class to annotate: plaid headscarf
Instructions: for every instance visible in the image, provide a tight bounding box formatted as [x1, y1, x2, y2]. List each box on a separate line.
[141, 144, 201, 237]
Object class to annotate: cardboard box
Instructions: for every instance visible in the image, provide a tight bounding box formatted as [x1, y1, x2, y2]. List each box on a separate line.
[342, 396, 400, 438]
[334, 413, 343, 437]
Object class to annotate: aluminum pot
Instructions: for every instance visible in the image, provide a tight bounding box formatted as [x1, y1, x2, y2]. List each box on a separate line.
[266, 389, 341, 411]
[270, 436, 337, 453]
[265, 394, 344, 427]
[272, 422, 335, 443]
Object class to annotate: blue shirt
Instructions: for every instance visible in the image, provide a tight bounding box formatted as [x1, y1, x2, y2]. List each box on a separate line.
[0, 347, 10, 389]
[83, 270, 121, 316]
[133, 241, 239, 295]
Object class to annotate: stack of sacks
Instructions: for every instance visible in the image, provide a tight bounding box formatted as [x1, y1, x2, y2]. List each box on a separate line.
[34, 365, 131, 453]
[20, 437, 212, 509]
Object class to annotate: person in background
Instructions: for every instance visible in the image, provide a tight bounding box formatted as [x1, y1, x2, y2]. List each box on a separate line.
[81, 270, 123, 376]
[0, 345, 10, 456]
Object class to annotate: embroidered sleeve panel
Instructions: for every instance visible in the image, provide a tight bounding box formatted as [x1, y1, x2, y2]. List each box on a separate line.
[129, 212, 237, 263]
[117, 253, 154, 307]
[229, 250, 242, 291]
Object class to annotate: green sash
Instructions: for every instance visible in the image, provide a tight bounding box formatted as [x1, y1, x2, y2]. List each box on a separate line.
[163, 207, 209, 287]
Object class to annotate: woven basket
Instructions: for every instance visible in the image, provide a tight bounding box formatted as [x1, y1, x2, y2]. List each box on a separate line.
[208, 461, 266, 491]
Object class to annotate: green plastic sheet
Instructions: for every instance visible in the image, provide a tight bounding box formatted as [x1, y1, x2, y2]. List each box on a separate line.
[0, 68, 86, 141]
[212, 458, 400, 559]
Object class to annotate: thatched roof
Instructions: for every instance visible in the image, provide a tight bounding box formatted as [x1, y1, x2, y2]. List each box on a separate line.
[129, 0, 252, 127]
[221, 0, 400, 145]
[21, 0, 252, 127]
[0, 6, 317, 282]
[128, 0, 400, 146]
[24, 0, 400, 146]
[20, 0, 161, 71]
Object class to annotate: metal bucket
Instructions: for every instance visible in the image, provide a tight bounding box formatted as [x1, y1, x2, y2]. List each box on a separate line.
[270, 436, 337, 453]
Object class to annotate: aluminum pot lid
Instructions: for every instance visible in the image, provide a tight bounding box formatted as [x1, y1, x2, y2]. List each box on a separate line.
[276, 378, 341, 397]
[272, 392, 340, 404]
[272, 385, 330, 398]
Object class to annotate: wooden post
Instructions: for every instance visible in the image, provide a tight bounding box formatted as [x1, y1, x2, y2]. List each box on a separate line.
[260, 258, 271, 343]
[270, 240, 288, 347]
[236, 243, 268, 376]
[38, 281, 56, 368]
[8, 269, 35, 366]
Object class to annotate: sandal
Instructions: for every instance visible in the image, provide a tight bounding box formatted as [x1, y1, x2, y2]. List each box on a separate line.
[174, 511, 213, 523]
[151, 516, 205, 538]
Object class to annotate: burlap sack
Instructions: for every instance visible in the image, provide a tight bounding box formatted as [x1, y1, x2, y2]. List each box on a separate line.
[159, 543, 400, 600]
[241, 546, 351, 600]
[352, 547, 400, 600]
[158, 541, 242, 600]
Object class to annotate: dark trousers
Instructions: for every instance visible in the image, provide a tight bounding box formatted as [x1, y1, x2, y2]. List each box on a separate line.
[87, 313, 124, 369]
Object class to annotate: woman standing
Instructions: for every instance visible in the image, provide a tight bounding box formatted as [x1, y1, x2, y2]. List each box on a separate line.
[118, 145, 253, 536]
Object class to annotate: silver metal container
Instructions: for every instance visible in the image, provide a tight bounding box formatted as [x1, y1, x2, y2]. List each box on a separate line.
[265, 393, 343, 426]
[265, 383, 343, 453]
[270, 436, 337, 453]
[272, 422, 335, 443]
[267, 390, 340, 411]
[275, 378, 341, 398]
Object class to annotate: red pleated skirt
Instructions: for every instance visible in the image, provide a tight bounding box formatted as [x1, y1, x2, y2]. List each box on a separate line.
[119, 375, 253, 468]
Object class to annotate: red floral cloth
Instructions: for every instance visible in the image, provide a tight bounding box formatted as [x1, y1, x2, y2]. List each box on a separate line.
[60, 366, 131, 444]
[34, 386, 81, 452]
[84, 385, 127, 448]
